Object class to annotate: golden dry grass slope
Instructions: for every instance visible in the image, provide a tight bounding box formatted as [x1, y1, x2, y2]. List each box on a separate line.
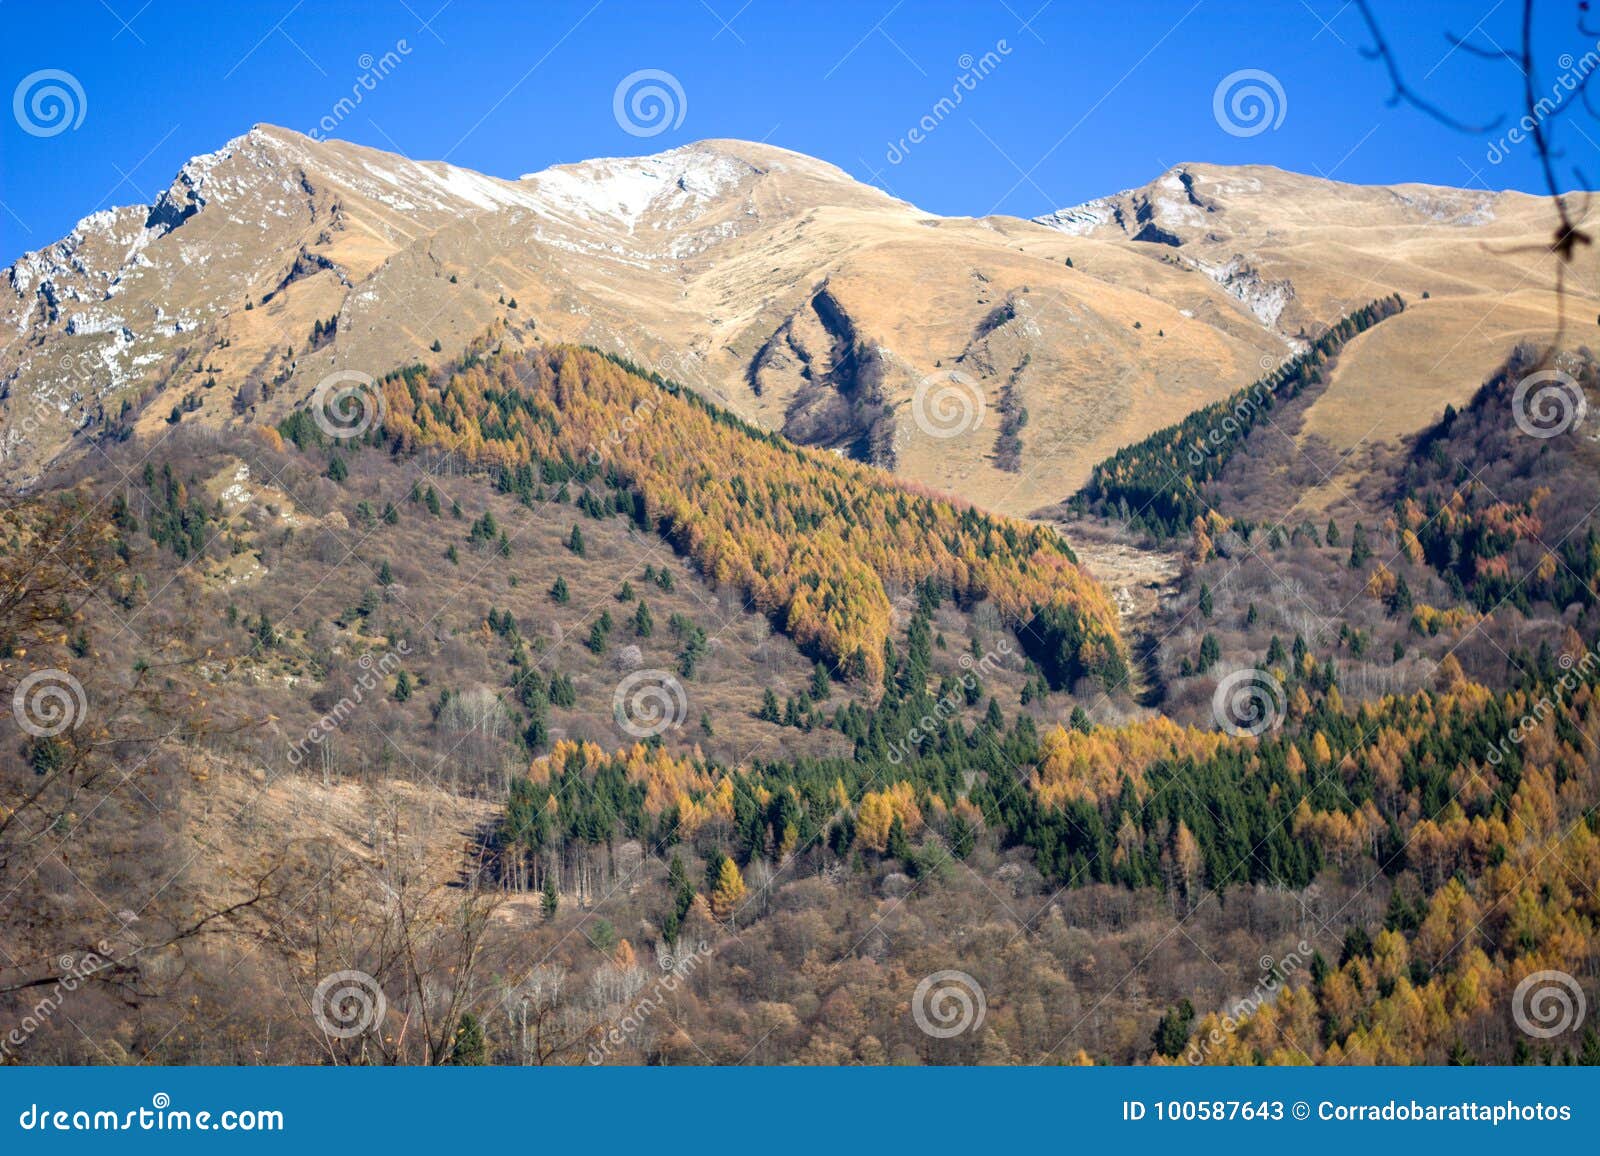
[3, 130, 1590, 517]
[1040, 163, 1600, 513]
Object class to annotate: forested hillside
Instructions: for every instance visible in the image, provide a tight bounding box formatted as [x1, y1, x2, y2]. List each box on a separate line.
[1076, 296, 1405, 539]
[4, 308, 1598, 1067]
[1394, 346, 1600, 615]
[318, 334, 1128, 692]
[439, 327, 1600, 1065]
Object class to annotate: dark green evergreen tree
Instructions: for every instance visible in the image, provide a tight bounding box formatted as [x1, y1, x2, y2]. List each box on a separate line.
[1152, 999, 1195, 1058]
[449, 1013, 488, 1065]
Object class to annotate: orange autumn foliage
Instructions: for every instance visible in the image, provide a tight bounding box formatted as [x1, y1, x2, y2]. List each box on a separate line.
[377, 342, 1125, 687]
[1033, 716, 1232, 807]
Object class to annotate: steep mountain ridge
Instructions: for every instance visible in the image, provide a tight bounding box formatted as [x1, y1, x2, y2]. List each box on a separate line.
[4, 131, 1591, 519]
[1037, 162, 1597, 502]
[0, 127, 1276, 510]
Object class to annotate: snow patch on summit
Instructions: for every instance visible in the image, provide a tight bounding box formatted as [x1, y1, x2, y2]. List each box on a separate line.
[519, 149, 751, 233]
[1151, 173, 1208, 230]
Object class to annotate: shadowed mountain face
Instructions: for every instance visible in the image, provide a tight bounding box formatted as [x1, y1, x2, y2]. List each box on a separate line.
[8, 127, 1586, 515]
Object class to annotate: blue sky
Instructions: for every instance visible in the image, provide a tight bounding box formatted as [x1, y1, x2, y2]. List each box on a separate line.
[1, 0, 1592, 263]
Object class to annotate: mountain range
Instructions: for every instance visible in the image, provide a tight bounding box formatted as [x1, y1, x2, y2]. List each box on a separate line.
[6, 126, 1589, 517]
[6, 124, 1600, 1068]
